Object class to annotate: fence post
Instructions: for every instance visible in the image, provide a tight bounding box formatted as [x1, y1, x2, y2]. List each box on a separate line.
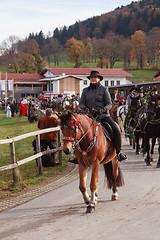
[36, 134, 43, 174]
[58, 130, 62, 165]
[10, 141, 20, 183]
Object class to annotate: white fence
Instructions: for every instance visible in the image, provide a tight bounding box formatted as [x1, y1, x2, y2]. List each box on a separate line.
[0, 127, 63, 183]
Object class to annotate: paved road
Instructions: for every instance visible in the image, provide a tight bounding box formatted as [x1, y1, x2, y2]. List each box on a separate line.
[0, 137, 160, 240]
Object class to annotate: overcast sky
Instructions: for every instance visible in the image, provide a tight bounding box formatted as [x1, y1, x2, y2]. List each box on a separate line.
[0, 0, 134, 44]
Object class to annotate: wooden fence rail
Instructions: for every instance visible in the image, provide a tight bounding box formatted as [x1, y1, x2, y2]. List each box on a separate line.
[0, 127, 63, 183]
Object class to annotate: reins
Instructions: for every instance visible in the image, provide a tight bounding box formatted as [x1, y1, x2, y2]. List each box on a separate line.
[63, 113, 99, 167]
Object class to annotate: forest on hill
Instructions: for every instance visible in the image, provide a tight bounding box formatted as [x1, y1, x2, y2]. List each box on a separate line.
[50, 0, 160, 44]
[0, 0, 160, 73]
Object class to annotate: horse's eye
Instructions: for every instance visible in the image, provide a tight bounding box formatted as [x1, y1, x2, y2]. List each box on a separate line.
[70, 126, 75, 131]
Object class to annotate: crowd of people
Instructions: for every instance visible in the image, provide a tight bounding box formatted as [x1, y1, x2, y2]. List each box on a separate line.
[0, 92, 81, 121]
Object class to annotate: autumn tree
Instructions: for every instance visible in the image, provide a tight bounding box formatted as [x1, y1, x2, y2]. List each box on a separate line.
[85, 38, 93, 63]
[40, 38, 63, 66]
[17, 39, 46, 73]
[9, 53, 37, 73]
[119, 37, 132, 69]
[0, 35, 20, 55]
[104, 31, 121, 68]
[65, 37, 85, 67]
[92, 38, 108, 68]
[145, 27, 160, 66]
[131, 30, 146, 69]
[17, 39, 40, 54]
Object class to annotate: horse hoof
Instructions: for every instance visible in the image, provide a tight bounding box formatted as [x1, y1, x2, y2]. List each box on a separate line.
[112, 192, 118, 201]
[85, 201, 90, 205]
[86, 205, 95, 213]
[156, 164, 160, 168]
[136, 152, 139, 155]
[146, 162, 151, 166]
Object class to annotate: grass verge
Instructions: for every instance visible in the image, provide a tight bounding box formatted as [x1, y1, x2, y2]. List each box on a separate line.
[0, 114, 71, 199]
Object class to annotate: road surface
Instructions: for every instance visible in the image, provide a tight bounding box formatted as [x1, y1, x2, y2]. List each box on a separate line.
[0, 137, 160, 240]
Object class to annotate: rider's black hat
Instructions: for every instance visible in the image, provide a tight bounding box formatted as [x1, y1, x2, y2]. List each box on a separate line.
[87, 71, 103, 81]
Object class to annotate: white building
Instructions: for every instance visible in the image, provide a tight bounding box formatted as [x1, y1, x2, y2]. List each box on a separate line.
[39, 68, 133, 97]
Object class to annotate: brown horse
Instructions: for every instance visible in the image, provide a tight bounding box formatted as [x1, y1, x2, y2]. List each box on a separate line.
[109, 104, 118, 123]
[60, 111, 124, 213]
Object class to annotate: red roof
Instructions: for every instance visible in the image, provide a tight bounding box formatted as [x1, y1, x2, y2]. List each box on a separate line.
[47, 68, 132, 77]
[0, 73, 43, 81]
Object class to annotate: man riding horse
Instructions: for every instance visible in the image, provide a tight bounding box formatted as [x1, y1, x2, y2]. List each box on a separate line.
[68, 70, 127, 164]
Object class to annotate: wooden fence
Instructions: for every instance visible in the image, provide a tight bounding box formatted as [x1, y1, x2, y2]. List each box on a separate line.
[0, 127, 63, 183]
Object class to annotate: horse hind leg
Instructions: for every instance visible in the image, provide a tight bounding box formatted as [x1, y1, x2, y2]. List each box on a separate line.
[104, 158, 124, 201]
[111, 159, 120, 200]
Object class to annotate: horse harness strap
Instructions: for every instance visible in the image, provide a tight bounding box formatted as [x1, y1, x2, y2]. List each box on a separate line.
[77, 122, 99, 167]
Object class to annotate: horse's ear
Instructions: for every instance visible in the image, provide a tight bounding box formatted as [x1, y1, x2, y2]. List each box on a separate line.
[68, 110, 72, 117]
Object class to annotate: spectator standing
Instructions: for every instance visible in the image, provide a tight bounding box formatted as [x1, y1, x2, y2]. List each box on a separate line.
[10, 100, 15, 117]
[29, 104, 38, 123]
[37, 108, 60, 166]
[6, 103, 11, 117]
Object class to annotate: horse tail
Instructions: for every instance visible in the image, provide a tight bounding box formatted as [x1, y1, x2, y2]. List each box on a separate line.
[103, 162, 124, 189]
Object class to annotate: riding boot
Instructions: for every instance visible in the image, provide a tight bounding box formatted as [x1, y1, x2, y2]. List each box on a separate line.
[113, 131, 127, 162]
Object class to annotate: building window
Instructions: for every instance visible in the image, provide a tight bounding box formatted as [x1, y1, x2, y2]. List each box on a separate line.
[116, 81, 120, 86]
[84, 80, 87, 85]
[43, 85, 47, 91]
[111, 81, 114, 86]
[105, 81, 108, 87]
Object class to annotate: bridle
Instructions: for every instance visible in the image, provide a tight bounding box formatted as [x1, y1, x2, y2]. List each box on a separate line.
[62, 113, 99, 167]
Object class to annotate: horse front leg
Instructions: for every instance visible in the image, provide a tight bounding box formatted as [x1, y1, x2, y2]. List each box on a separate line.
[86, 162, 100, 213]
[79, 164, 90, 205]
[156, 139, 160, 168]
[135, 132, 140, 155]
[150, 137, 156, 162]
[145, 137, 151, 166]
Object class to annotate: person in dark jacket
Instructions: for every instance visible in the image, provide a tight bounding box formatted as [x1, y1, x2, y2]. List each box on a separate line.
[68, 70, 127, 164]
[37, 108, 60, 166]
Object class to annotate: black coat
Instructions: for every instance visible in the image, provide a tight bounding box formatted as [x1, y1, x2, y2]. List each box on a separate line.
[79, 83, 112, 118]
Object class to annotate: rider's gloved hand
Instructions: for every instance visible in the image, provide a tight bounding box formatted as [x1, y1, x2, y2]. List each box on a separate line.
[90, 108, 98, 118]
[97, 108, 105, 115]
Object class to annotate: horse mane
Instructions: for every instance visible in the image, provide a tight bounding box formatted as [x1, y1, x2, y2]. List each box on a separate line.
[60, 109, 95, 126]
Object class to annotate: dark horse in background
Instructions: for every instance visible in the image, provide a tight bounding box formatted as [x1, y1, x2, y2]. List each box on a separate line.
[126, 96, 145, 152]
[143, 94, 160, 167]
[60, 111, 124, 213]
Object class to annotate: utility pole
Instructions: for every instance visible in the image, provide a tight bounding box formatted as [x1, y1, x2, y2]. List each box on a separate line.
[5, 72, 8, 109]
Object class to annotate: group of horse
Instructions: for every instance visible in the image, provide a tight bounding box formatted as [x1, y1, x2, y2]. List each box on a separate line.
[57, 94, 160, 213]
[124, 94, 160, 167]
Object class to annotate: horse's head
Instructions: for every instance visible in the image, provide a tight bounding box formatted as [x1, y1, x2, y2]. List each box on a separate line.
[60, 111, 79, 154]
[147, 94, 160, 120]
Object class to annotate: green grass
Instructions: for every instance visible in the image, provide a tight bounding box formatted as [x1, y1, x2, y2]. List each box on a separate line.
[128, 70, 157, 83]
[0, 115, 70, 199]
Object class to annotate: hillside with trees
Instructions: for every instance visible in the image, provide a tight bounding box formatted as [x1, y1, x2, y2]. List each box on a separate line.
[1, 0, 160, 73]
